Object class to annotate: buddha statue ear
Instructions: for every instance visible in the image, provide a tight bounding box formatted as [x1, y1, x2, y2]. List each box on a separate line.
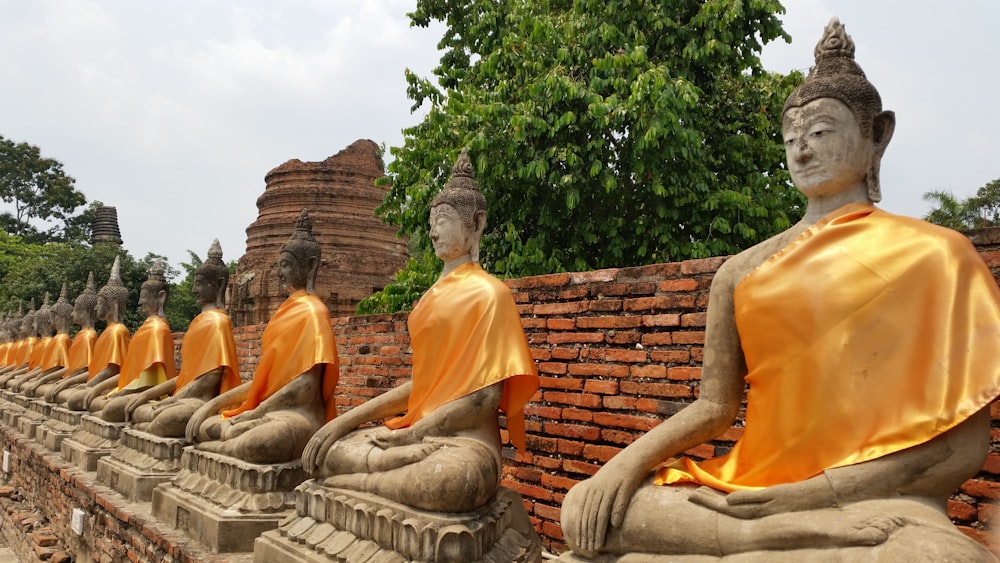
[866, 110, 895, 203]
[155, 289, 168, 317]
[469, 210, 487, 263]
[215, 275, 228, 309]
[305, 255, 320, 294]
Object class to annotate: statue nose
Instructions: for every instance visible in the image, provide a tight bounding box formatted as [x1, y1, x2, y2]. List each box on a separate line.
[793, 140, 813, 163]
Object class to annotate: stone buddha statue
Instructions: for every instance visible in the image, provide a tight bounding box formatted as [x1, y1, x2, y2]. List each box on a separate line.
[44, 273, 101, 404]
[127, 240, 241, 437]
[0, 310, 23, 374]
[22, 284, 75, 397]
[64, 257, 131, 411]
[301, 149, 540, 513]
[185, 211, 339, 464]
[88, 261, 177, 421]
[0, 299, 37, 383]
[7, 293, 55, 390]
[559, 19, 1000, 562]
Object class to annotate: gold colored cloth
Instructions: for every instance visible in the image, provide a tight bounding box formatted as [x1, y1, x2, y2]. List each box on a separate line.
[65, 328, 97, 376]
[384, 263, 540, 451]
[16, 337, 36, 367]
[28, 336, 48, 370]
[117, 316, 176, 391]
[0, 343, 10, 366]
[41, 333, 70, 371]
[222, 290, 339, 422]
[657, 203, 1000, 491]
[174, 309, 240, 394]
[88, 323, 130, 381]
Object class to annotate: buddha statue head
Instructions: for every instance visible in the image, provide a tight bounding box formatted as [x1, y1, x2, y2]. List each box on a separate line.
[429, 148, 487, 263]
[782, 17, 895, 203]
[194, 239, 229, 310]
[139, 261, 169, 318]
[73, 272, 98, 329]
[21, 300, 37, 339]
[279, 210, 321, 294]
[34, 292, 53, 337]
[97, 256, 129, 324]
[7, 305, 23, 341]
[51, 283, 74, 334]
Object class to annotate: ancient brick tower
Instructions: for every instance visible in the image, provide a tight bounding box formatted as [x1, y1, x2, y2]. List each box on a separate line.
[229, 139, 408, 325]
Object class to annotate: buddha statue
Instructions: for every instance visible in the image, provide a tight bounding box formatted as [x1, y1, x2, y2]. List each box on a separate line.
[87, 261, 177, 421]
[0, 311, 21, 374]
[559, 19, 1000, 562]
[185, 211, 339, 464]
[64, 257, 131, 411]
[43, 274, 100, 404]
[22, 284, 75, 397]
[0, 300, 37, 383]
[7, 293, 55, 391]
[301, 149, 540, 514]
[127, 240, 241, 437]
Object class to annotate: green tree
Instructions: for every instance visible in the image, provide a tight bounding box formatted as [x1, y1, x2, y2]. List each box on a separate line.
[364, 0, 804, 313]
[0, 135, 88, 243]
[164, 250, 205, 332]
[922, 189, 982, 231]
[966, 178, 1000, 227]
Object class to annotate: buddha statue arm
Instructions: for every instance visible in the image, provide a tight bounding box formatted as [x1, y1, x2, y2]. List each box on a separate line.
[86, 364, 121, 387]
[123, 378, 177, 421]
[369, 383, 502, 449]
[691, 406, 991, 519]
[84, 377, 120, 407]
[185, 381, 250, 443]
[562, 262, 748, 554]
[33, 367, 68, 385]
[302, 381, 412, 474]
[45, 370, 88, 402]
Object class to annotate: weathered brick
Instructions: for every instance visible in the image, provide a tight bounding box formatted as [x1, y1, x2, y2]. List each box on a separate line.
[539, 376, 582, 390]
[538, 362, 568, 375]
[543, 391, 602, 408]
[570, 269, 618, 284]
[603, 396, 637, 410]
[672, 331, 705, 344]
[581, 348, 647, 363]
[658, 278, 699, 292]
[641, 314, 681, 327]
[546, 318, 576, 330]
[649, 350, 691, 364]
[577, 316, 642, 329]
[567, 363, 630, 378]
[667, 366, 702, 380]
[962, 479, 1000, 499]
[551, 347, 580, 360]
[948, 498, 977, 522]
[559, 285, 591, 300]
[563, 459, 602, 476]
[557, 439, 585, 456]
[630, 364, 667, 378]
[545, 422, 601, 441]
[584, 380, 619, 395]
[681, 312, 707, 327]
[680, 256, 727, 274]
[563, 408, 595, 423]
[583, 444, 623, 463]
[621, 380, 693, 398]
[593, 412, 659, 431]
[548, 332, 605, 344]
[640, 333, 673, 346]
[588, 299, 623, 312]
[535, 301, 589, 316]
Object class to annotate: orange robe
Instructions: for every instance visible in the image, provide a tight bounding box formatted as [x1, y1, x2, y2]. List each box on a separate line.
[16, 337, 36, 367]
[384, 262, 540, 451]
[41, 333, 70, 371]
[222, 290, 339, 422]
[65, 328, 97, 376]
[116, 316, 176, 391]
[28, 336, 49, 370]
[174, 309, 240, 395]
[657, 203, 1000, 491]
[88, 323, 130, 381]
[0, 342, 10, 366]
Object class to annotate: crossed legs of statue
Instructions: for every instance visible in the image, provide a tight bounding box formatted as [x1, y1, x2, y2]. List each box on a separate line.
[321, 430, 501, 513]
[562, 480, 990, 560]
[196, 410, 320, 465]
[132, 398, 205, 437]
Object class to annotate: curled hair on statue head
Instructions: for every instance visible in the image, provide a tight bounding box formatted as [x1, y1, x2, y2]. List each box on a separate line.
[430, 148, 487, 229]
[74, 272, 98, 317]
[98, 256, 129, 316]
[51, 283, 74, 321]
[141, 260, 170, 300]
[196, 239, 230, 288]
[280, 210, 322, 293]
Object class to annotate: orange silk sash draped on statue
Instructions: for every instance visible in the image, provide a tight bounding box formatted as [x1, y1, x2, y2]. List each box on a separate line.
[116, 316, 176, 391]
[40, 333, 70, 371]
[657, 203, 1000, 492]
[65, 328, 97, 376]
[384, 262, 540, 452]
[0, 342, 10, 366]
[174, 309, 240, 394]
[222, 290, 339, 422]
[88, 323, 130, 381]
[28, 336, 49, 370]
[16, 337, 36, 367]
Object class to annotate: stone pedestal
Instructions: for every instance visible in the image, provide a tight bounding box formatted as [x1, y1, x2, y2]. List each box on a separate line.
[253, 483, 542, 563]
[60, 414, 126, 472]
[14, 399, 49, 439]
[0, 392, 27, 428]
[36, 405, 82, 452]
[96, 428, 186, 502]
[152, 448, 307, 553]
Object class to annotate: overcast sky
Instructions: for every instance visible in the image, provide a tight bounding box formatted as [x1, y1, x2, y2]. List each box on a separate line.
[1, 1, 996, 275]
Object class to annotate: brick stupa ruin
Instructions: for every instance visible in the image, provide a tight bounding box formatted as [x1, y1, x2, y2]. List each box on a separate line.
[229, 139, 409, 325]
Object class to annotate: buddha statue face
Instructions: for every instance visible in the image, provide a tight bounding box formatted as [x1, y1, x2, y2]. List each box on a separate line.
[782, 97, 874, 201]
[278, 250, 312, 293]
[193, 273, 221, 307]
[95, 295, 112, 322]
[430, 203, 481, 263]
[138, 286, 165, 318]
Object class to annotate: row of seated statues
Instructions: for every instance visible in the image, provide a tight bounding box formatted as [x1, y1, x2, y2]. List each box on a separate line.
[0, 18, 998, 562]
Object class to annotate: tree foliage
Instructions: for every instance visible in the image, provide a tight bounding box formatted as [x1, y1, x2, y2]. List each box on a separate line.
[0, 135, 89, 243]
[364, 0, 804, 313]
[923, 179, 1000, 231]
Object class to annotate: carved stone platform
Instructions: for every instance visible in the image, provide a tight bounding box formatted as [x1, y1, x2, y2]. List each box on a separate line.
[60, 414, 126, 472]
[253, 483, 542, 563]
[0, 394, 27, 429]
[96, 428, 186, 502]
[152, 448, 308, 553]
[14, 399, 49, 439]
[36, 405, 83, 451]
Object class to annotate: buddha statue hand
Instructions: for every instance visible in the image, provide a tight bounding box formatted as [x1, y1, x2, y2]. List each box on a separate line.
[302, 415, 361, 474]
[562, 464, 647, 555]
[688, 475, 839, 519]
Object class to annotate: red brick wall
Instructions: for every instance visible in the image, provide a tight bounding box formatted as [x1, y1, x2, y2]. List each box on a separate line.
[223, 236, 1000, 554]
